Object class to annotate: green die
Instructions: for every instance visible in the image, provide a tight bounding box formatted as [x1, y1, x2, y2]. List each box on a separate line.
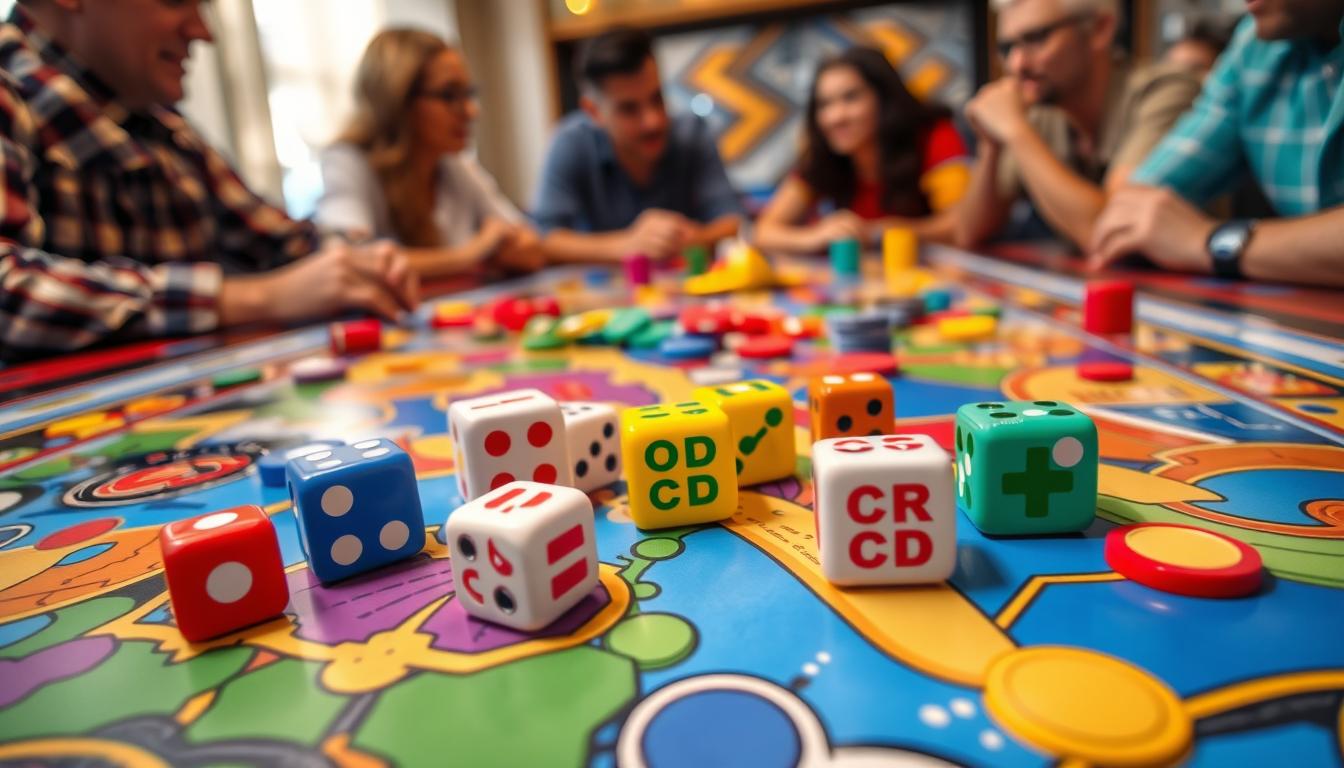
[954, 400, 1097, 535]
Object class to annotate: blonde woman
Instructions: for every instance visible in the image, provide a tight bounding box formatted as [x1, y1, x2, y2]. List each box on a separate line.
[319, 29, 543, 278]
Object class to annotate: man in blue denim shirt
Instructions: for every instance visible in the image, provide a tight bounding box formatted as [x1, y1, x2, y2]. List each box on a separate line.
[533, 28, 742, 264]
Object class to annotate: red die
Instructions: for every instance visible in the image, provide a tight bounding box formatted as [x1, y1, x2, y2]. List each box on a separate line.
[1082, 280, 1134, 335]
[160, 505, 290, 642]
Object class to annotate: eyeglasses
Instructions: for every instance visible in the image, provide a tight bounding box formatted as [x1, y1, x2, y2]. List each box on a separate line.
[416, 85, 478, 105]
[996, 14, 1090, 60]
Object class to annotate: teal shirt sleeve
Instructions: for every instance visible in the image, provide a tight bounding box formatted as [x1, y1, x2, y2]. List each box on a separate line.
[1132, 17, 1255, 205]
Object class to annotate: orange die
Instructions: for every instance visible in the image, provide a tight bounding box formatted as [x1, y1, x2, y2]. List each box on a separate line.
[808, 372, 895, 443]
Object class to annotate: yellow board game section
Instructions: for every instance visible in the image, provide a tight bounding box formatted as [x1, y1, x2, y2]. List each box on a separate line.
[620, 400, 739, 529]
[692, 379, 796, 486]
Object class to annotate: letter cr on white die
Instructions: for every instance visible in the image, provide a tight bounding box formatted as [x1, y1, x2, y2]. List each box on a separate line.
[812, 434, 956, 586]
[560, 402, 621, 492]
[445, 481, 598, 631]
[448, 388, 573, 501]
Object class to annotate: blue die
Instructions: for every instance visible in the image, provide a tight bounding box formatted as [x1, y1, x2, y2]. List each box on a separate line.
[285, 438, 425, 583]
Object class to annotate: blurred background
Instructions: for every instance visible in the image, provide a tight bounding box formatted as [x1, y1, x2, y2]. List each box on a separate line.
[0, 0, 1246, 218]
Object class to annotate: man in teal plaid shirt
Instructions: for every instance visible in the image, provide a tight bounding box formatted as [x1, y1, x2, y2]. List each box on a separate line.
[1091, 0, 1344, 288]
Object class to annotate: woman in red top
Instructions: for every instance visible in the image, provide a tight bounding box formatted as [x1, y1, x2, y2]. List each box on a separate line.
[755, 47, 970, 254]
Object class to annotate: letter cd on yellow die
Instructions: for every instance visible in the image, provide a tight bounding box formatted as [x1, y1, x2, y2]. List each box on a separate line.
[693, 379, 796, 486]
[619, 401, 739, 530]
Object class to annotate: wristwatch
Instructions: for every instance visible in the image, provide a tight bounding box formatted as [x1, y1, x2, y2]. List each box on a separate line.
[1206, 219, 1256, 280]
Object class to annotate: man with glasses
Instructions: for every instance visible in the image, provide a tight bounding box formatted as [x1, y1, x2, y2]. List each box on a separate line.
[1090, 0, 1344, 288]
[532, 27, 742, 264]
[954, 0, 1202, 250]
[0, 0, 418, 361]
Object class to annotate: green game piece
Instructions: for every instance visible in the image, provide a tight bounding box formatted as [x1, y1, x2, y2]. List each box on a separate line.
[521, 316, 567, 350]
[212, 368, 262, 389]
[829, 238, 861, 275]
[954, 400, 1098, 535]
[603, 307, 652, 345]
[683, 245, 710, 276]
[971, 304, 1003, 318]
[627, 319, 675, 350]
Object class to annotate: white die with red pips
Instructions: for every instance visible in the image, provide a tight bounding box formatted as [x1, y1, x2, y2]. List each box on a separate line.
[448, 388, 573, 502]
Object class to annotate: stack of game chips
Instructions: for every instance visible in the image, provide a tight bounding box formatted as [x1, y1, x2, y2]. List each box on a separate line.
[873, 296, 924, 329]
[825, 311, 894, 353]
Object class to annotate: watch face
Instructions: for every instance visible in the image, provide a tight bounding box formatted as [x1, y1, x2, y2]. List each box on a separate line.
[1210, 227, 1246, 256]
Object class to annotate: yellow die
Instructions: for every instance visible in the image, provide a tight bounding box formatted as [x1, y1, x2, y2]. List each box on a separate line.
[620, 400, 739, 530]
[693, 379, 797, 486]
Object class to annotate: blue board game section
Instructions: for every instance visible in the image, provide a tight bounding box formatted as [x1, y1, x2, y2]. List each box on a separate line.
[642, 690, 801, 767]
[1194, 469, 1343, 527]
[1103, 402, 1334, 444]
[1008, 578, 1344, 696]
[1188, 722, 1339, 767]
[952, 516, 1116, 616]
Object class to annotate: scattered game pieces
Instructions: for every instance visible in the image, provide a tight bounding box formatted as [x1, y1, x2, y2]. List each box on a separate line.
[624, 253, 652, 286]
[285, 438, 427, 583]
[259, 440, 344, 487]
[521, 315, 568, 351]
[290, 355, 349, 383]
[472, 315, 505, 340]
[491, 296, 560, 332]
[331, 318, 381, 355]
[560, 402, 622, 493]
[1104, 523, 1263, 598]
[602, 307, 652, 345]
[447, 388, 572, 501]
[44, 411, 124, 440]
[160, 505, 289, 642]
[936, 315, 997, 343]
[1078, 360, 1135, 382]
[970, 303, 1003, 318]
[658, 334, 718, 361]
[954, 400, 1098, 535]
[882, 227, 918, 278]
[679, 305, 733, 335]
[1083, 280, 1135, 335]
[627, 319, 676, 350]
[808, 372, 896, 442]
[874, 296, 925, 328]
[779, 315, 823, 339]
[685, 242, 774, 295]
[727, 309, 776, 336]
[124, 394, 186, 418]
[431, 301, 475, 328]
[620, 400, 739, 529]
[813, 433, 955, 585]
[736, 334, 794, 360]
[688, 366, 745, 386]
[694, 379, 796, 486]
[683, 244, 710, 276]
[922, 289, 952, 313]
[444, 481, 599, 631]
[829, 238, 861, 277]
[826, 312, 893, 354]
[556, 309, 613, 341]
[212, 367, 263, 389]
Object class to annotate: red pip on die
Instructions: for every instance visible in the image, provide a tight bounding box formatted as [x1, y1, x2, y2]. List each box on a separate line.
[160, 505, 290, 642]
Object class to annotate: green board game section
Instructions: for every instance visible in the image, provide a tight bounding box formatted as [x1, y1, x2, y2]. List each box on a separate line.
[351, 645, 635, 766]
[604, 612, 697, 670]
[183, 657, 347, 747]
[955, 400, 1098, 535]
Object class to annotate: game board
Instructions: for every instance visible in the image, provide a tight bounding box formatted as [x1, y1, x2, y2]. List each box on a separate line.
[0, 248, 1341, 768]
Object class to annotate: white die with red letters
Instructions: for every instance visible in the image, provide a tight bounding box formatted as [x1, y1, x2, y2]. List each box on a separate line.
[812, 433, 956, 586]
[448, 388, 573, 501]
[444, 481, 598, 631]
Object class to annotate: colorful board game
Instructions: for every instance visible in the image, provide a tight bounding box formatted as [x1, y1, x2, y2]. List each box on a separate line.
[1, 247, 1341, 767]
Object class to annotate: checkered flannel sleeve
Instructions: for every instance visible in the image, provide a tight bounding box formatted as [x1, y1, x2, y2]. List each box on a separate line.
[0, 84, 223, 355]
[201, 138, 322, 269]
[1131, 24, 1251, 205]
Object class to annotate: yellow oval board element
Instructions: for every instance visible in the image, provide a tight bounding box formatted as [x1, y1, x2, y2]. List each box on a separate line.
[985, 646, 1192, 767]
[936, 315, 997, 343]
[1124, 526, 1244, 570]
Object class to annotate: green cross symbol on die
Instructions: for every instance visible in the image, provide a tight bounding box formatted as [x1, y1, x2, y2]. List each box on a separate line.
[955, 400, 1098, 535]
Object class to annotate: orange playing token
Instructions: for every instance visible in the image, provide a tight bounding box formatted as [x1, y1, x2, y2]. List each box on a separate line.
[1105, 523, 1263, 598]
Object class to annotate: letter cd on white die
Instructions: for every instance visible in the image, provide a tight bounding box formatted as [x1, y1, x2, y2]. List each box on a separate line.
[448, 388, 574, 501]
[445, 481, 598, 631]
[812, 434, 956, 586]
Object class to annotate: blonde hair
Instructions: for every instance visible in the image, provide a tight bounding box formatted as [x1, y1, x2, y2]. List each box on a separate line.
[339, 28, 452, 248]
[991, 0, 1118, 17]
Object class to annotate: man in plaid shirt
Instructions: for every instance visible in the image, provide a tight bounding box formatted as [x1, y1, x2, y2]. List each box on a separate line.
[0, 0, 418, 361]
[1090, 0, 1344, 287]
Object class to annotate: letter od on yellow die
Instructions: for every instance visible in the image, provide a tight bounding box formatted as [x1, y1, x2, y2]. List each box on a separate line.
[620, 401, 739, 529]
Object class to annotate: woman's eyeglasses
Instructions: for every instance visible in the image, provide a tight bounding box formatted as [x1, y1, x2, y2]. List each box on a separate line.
[417, 85, 478, 105]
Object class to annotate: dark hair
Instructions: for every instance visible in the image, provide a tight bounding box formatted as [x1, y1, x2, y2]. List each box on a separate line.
[1181, 17, 1233, 56]
[576, 26, 655, 92]
[797, 47, 950, 217]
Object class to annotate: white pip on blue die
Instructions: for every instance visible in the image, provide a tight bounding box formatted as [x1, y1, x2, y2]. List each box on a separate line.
[812, 433, 956, 586]
[448, 388, 573, 501]
[285, 438, 426, 583]
[445, 481, 598, 631]
[560, 402, 621, 492]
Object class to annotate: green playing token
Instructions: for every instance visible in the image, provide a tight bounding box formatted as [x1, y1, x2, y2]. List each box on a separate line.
[212, 368, 262, 388]
[683, 245, 710, 276]
[603, 307, 652, 344]
[627, 319, 675, 350]
[971, 304, 1003, 318]
[521, 316, 567, 351]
